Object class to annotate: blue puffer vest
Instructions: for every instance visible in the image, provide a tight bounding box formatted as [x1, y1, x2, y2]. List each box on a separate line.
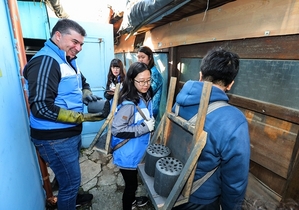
[29, 39, 84, 130]
[112, 100, 152, 169]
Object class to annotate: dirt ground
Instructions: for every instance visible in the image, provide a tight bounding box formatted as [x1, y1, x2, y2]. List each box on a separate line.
[48, 148, 156, 210]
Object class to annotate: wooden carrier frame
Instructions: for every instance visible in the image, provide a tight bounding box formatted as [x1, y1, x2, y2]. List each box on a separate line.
[89, 77, 213, 210]
[88, 83, 121, 154]
[138, 77, 212, 210]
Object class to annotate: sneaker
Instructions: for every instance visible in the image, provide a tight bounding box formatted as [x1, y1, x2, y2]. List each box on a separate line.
[76, 193, 93, 207]
[132, 200, 136, 209]
[46, 196, 57, 209]
[135, 196, 149, 207]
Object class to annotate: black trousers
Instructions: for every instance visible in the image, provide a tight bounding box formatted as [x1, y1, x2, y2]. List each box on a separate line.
[120, 169, 138, 210]
[172, 198, 220, 210]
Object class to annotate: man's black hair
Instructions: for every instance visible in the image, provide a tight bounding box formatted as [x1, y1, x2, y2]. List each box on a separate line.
[51, 19, 86, 37]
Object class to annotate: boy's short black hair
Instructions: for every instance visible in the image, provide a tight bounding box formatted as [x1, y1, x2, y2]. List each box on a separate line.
[200, 48, 239, 86]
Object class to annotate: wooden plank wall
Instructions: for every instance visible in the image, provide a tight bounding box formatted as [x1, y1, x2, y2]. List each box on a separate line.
[143, 0, 299, 50]
[113, 0, 299, 201]
[115, 0, 299, 54]
[114, 29, 299, 205]
[171, 35, 299, 201]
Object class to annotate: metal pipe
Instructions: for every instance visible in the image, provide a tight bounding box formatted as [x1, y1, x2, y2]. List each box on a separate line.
[7, 0, 55, 205]
[7, 0, 29, 114]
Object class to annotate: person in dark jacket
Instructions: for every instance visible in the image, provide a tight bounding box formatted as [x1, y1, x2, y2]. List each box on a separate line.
[104, 58, 125, 101]
[23, 19, 106, 210]
[137, 46, 163, 118]
[111, 62, 155, 210]
[172, 48, 250, 210]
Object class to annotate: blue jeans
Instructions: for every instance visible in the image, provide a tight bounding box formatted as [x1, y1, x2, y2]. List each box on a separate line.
[32, 135, 82, 210]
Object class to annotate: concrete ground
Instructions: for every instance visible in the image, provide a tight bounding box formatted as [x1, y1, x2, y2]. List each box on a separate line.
[49, 148, 155, 210]
[47, 145, 281, 210]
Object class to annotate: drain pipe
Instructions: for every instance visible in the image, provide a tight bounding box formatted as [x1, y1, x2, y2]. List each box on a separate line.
[7, 0, 29, 113]
[7, 0, 55, 206]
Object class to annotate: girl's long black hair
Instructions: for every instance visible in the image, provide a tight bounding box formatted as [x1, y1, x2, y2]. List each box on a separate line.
[106, 58, 126, 88]
[138, 46, 155, 69]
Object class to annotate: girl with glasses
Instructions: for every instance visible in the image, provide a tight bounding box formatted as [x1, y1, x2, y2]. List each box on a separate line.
[111, 62, 155, 210]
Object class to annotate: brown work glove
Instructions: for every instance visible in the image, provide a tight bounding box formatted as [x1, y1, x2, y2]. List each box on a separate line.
[56, 108, 104, 124]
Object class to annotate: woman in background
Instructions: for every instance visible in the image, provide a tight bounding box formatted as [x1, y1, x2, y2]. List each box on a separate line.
[137, 46, 163, 118]
[104, 58, 126, 100]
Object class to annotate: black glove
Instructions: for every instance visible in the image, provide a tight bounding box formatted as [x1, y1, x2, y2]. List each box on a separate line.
[87, 99, 110, 118]
[82, 89, 102, 105]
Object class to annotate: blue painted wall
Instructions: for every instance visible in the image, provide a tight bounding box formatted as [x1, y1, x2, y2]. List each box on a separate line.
[18, 1, 50, 39]
[0, 1, 45, 209]
[0, 2, 114, 210]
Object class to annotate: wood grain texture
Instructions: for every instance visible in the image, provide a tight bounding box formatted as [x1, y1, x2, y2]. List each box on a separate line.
[175, 34, 299, 60]
[144, 0, 299, 49]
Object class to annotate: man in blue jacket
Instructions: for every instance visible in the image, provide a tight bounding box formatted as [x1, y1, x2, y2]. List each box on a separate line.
[172, 48, 250, 210]
[23, 19, 107, 210]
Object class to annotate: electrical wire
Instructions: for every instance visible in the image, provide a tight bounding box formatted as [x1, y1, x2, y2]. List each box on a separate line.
[203, 0, 210, 21]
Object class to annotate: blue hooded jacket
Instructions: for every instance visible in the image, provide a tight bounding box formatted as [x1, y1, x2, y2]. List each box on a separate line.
[172, 80, 250, 210]
[151, 66, 163, 118]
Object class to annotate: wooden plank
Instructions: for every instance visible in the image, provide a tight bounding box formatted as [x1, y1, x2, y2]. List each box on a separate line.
[175, 34, 299, 60]
[250, 161, 286, 196]
[114, 34, 136, 53]
[150, 114, 166, 145]
[164, 82, 212, 164]
[88, 116, 111, 153]
[162, 77, 177, 145]
[228, 94, 299, 125]
[144, 0, 299, 50]
[104, 84, 120, 152]
[283, 159, 299, 201]
[193, 82, 212, 136]
[282, 131, 299, 201]
[287, 130, 299, 178]
[138, 164, 190, 209]
[245, 110, 297, 178]
[139, 77, 211, 209]
[138, 77, 212, 209]
[167, 113, 195, 134]
[138, 164, 167, 209]
[245, 173, 281, 204]
[162, 132, 207, 210]
[88, 84, 120, 153]
[168, 47, 178, 87]
[138, 131, 207, 210]
[180, 81, 212, 198]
